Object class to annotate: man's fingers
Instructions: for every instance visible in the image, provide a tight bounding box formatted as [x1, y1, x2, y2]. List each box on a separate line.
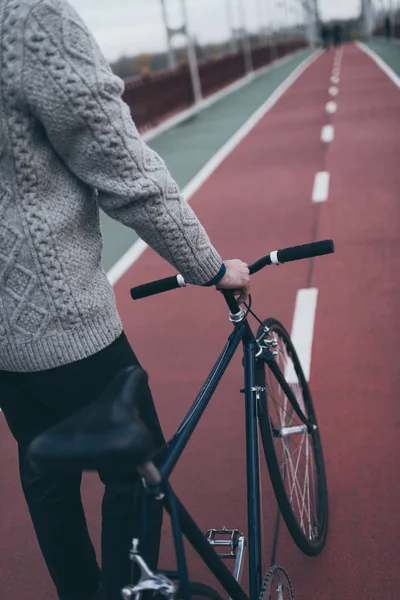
[219, 284, 250, 305]
[235, 287, 250, 305]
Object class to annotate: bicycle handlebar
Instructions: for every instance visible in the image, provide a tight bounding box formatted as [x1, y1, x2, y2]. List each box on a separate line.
[248, 239, 334, 273]
[130, 239, 335, 302]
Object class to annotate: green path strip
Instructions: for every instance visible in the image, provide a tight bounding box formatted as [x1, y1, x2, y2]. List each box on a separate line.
[100, 50, 312, 272]
[366, 39, 400, 78]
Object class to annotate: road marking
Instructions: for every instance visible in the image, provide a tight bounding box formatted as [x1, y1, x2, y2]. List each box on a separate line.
[141, 48, 310, 144]
[356, 41, 400, 90]
[331, 76, 339, 84]
[285, 288, 319, 383]
[312, 171, 330, 203]
[329, 86, 339, 96]
[321, 124, 334, 143]
[326, 101, 337, 113]
[107, 50, 322, 286]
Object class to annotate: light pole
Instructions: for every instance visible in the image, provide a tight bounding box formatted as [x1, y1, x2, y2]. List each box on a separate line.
[179, 0, 202, 103]
[264, 0, 278, 58]
[159, 0, 202, 104]
[237, 0, 254, 74]
[285, 0, 290, 32]
[276, 0, 289, 38]
[256, 0, 267, 43]
[225, 0, 239, 52]
[298, 0, 318, 48]
[363, 0, 373, 38]
[159, 0, 176, 69]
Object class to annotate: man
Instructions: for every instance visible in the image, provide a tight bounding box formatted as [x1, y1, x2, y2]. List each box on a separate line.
[0, 1, 250, 599]
[332, 23, 342, 47]
[385, 15, 392, 40]
[320, 23, 331, 51]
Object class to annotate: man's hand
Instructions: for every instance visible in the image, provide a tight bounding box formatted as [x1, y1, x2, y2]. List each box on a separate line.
[216, 259, 250, 304]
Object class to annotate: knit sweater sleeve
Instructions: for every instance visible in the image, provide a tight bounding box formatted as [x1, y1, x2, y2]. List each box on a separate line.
[19, 0, 223, 285]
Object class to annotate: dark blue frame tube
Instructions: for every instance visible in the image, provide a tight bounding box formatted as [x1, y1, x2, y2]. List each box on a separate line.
[140, 320, 265, 600]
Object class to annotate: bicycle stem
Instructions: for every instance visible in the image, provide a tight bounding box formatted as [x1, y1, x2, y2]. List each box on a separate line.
[222, 290, 241, 315]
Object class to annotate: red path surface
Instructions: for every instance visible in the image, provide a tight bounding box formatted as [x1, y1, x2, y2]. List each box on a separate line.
[1, 44, 400, 599]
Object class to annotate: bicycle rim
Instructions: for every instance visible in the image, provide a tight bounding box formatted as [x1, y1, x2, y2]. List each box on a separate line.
[256, 318, 328, 556]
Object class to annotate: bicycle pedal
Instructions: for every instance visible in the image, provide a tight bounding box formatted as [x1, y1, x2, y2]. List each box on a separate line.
[206, 528, 247, 588]
[205, 527, 244, 559]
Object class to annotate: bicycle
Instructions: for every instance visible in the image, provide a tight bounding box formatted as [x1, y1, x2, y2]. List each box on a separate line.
[28, 239, 335, 600]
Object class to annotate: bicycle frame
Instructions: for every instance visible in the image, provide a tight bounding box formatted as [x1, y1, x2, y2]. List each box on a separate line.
[137, 315, 305, 600]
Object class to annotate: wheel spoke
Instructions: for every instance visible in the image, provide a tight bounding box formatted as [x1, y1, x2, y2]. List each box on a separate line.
[283, 436, 311, 534]
[258, 320, 326, 553]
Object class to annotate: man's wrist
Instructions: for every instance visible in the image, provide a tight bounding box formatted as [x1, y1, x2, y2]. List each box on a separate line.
[202, 263, 226, 287]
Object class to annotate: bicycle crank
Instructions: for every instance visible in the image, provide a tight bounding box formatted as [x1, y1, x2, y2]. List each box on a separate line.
[205, 527, 246, 591]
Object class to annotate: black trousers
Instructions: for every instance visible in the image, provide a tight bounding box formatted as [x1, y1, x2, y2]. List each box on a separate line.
[0, 332, 165, 600]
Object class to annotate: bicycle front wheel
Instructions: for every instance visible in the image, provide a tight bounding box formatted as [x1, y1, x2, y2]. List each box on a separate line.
[256, 318, 328, 556]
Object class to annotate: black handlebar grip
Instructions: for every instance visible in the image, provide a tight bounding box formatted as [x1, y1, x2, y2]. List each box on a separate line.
[249, 255, 272, 275]
[276, 240, 334, 264]
[131, 276, 182, 300]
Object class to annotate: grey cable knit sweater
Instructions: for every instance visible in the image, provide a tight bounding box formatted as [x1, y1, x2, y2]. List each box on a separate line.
[0, 0, 224, 372]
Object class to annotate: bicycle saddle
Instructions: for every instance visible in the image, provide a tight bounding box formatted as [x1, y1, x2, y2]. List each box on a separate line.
[28, 366, 155, 473]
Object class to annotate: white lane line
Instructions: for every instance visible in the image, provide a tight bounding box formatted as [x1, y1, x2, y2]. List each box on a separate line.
[356, 41, 400, 90]
[331, 76, 339, 84]
[141, 48, 310, 144]
[326, 101, 337, 113]
[286, 288, 319, 383]
[107, 50, 322, 286]
[328, 86, 339, 96]
[321, 124, 334, 143]
[312, 171, 330, 203]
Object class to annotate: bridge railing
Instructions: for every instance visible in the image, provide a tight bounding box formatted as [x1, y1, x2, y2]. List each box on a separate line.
[373, 22, 400, 39]
[122, 38, 307, 133]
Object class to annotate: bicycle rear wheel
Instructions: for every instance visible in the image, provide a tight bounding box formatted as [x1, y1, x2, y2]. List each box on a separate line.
[255, 318, 328, 556]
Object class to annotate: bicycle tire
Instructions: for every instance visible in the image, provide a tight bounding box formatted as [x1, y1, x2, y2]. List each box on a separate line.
[255, 318, 328, 556]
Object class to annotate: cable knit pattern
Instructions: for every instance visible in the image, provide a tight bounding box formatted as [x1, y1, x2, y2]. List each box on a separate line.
[0, 0, 222, 372]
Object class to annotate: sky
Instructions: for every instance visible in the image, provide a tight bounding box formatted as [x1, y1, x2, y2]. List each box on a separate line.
[68, 0, 362, 62]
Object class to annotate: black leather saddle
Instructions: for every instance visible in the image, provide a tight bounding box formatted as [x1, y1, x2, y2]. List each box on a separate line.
[28, 366, 155, 473]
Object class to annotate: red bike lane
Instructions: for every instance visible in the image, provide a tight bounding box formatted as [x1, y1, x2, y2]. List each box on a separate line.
[277, 44, 400, 599]
[1, 44, 399, 600]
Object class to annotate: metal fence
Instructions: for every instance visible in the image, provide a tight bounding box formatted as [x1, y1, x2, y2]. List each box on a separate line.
[374, 22, 400, 39]
[123, 38, 307, 132]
